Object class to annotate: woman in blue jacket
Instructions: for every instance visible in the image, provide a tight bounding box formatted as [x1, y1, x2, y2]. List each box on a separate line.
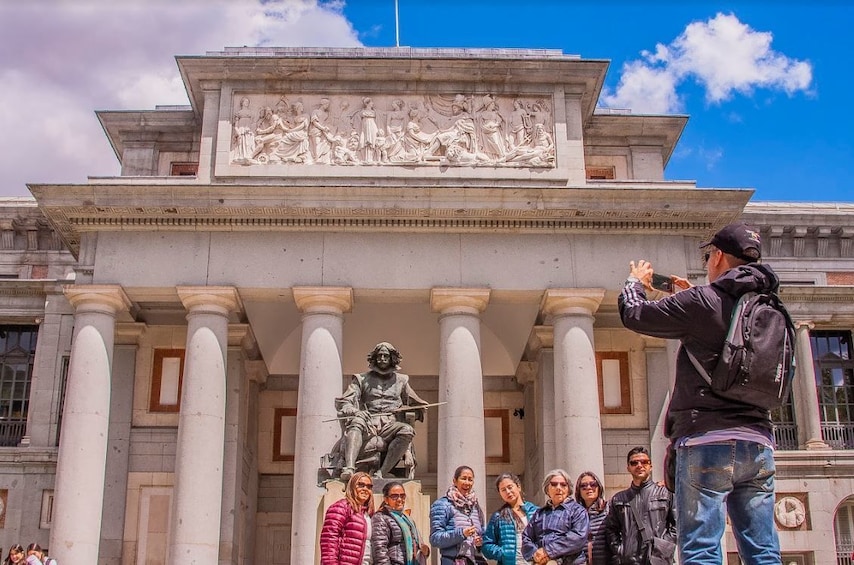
[482, 472, 539, 565]
[429, 465, 485, 565]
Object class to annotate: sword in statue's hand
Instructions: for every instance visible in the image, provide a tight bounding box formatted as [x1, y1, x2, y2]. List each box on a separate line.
[322, 401, 447, 422]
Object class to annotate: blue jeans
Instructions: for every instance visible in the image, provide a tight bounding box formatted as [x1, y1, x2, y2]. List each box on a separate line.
[675, 440, 780, 565]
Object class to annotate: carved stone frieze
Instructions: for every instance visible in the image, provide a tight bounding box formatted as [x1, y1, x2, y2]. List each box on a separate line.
[229, 93, 555, 168]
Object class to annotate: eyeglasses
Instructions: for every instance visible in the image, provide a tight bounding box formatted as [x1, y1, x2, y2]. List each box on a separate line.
[386, 493, 406, 501]
[549, 481, 569, 488]
[355, 482, 374, 490]
[579, 481, 598, 489]
[628, 459, 651, 467]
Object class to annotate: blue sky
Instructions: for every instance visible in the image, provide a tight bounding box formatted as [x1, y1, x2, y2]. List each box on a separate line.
[0, 0, 850, 202]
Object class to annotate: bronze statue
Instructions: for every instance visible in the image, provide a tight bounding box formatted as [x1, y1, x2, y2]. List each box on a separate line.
[326, 342, 428, 481]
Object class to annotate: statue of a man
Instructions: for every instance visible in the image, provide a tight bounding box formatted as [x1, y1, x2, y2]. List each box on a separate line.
[336, 342, 428, 480]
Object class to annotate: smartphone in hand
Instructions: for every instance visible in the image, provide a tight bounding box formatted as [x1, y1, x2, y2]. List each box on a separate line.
[651, 273, 674, 293]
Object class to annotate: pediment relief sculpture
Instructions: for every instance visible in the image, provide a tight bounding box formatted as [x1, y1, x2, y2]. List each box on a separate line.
[229, 93, 555, 168]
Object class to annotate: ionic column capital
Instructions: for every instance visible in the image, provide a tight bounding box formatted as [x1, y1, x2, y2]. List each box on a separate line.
[63, 284, 132, 315]
[430, 288, 490, 315]
[177, 286, 241, 316]
[293, 286, 353, 314]
[541, 288, 605, 317]
[794, 320, 815, 331]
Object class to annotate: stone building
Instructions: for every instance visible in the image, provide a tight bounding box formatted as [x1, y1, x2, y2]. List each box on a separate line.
[0, 47, 852, 564]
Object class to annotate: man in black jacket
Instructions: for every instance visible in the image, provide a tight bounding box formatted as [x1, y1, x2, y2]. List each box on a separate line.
[604, 447, 676, 565]
[618, 223, 782, 565]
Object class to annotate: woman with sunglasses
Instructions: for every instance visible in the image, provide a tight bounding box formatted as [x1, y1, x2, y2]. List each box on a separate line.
[522, 469, 589, 565]
[320, 472, 376, 565]
[430, 465, 485, 565]
[574, 472, 610, 564]
[482, 472, 538, 565]
[372, 481, 430, 565]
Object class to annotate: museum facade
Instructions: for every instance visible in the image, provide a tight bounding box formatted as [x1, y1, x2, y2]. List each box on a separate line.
[0, 47, 852, 565]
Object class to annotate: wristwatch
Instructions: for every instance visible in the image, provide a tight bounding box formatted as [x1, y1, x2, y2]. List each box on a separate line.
[625, 276, 641, 285]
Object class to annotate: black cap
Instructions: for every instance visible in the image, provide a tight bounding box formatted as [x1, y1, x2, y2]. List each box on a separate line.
[700, 222, 761, 262]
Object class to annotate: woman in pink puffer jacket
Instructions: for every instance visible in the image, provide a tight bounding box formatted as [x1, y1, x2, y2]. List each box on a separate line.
[320, 472, 376, 565]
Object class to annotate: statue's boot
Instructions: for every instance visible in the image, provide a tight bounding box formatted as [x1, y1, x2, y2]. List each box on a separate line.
[378, 436, 411, 478]
[340, 429, 362, 480]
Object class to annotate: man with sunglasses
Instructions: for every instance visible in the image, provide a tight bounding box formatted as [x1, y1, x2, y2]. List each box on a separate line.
[618, 222, 782, 565]
[605, 447, 676, 565]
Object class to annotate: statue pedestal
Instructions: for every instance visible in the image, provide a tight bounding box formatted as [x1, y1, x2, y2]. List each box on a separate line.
[319, 479, 432, 561]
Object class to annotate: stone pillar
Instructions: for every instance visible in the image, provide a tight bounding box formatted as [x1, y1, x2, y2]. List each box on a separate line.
[196, 82, 222, 183]
[629, 143, 665, 180]
[793, 321, 830, 450]
[168, 287, 241, 565]
[541, 289, 605, 480]
[290, 287, 353, 565]
[525, 325, 557, 477]
[643, 337, 671, 482]
[431, 288, 490, 504]
[50, 285, 131, 565]
[100, 323, 145, 564]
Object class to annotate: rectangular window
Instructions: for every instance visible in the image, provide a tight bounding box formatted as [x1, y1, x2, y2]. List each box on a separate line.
[0, 325, 38, 447]
[596, 352, 631, 414]
[149, 349, 185, 413]
[811, 330, 854, 449]
[586, 166, 616, 180]
[484, 409, 510, 463]
[272, 408, 297, 462]
[170, 162, 198, 176]
[40, 489, 54, 529]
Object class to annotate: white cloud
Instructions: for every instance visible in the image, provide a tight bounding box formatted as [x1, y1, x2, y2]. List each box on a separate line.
[0, 0, 362, 196]
[601, 13, 813, 114]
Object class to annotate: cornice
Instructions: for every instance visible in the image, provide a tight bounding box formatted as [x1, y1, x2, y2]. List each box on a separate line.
[30, 185, 750, 256]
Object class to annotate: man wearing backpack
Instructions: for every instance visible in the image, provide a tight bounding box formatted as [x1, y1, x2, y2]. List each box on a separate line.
[618, 222, 782, 565]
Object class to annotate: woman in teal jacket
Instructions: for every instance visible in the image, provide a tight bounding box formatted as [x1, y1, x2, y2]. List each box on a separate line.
[482, 472, 539, 565]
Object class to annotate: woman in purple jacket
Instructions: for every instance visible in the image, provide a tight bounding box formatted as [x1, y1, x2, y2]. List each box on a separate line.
[320, 472, 376, 565]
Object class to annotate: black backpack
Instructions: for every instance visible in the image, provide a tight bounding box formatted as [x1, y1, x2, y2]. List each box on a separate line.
[687, 290, 796, 410]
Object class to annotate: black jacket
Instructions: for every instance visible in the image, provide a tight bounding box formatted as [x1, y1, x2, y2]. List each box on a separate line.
[618, 263, 779, 440]
[604, 479, 676, 565]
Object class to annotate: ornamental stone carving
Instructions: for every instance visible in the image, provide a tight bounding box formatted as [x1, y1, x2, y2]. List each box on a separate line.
[229, 93, 555, 168]
[774, 496, 806, 528]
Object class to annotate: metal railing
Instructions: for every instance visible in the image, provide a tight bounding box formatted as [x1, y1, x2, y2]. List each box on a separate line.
[822, 423, 854, 450]
[837, 540, 853, 564]
[0, 418, 26, 447]
[773, 423, 799, 450]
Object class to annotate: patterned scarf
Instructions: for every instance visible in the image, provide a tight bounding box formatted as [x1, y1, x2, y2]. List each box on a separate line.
[446, 485, 479, 513]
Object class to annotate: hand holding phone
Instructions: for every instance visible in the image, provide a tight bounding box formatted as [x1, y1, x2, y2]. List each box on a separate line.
[650, 273, 674, 293]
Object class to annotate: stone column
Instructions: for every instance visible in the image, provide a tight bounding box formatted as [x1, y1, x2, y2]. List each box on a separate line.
[50, 285, 131, 565]
[168, 287, 241, 565]
[541, 289, 605, 480]
[431, 288, 490, 504]
[643, 337, 671, 482]
[525, 326, 557, 476]
[196, 82, 221, 183]
[290, 287, 353, 565]
[793, 321, 830, 450]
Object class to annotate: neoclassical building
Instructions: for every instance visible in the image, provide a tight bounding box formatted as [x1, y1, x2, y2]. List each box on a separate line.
[0, 47, 852, 565]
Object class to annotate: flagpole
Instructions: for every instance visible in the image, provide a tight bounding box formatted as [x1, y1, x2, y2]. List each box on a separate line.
[395, 0, 400, 47]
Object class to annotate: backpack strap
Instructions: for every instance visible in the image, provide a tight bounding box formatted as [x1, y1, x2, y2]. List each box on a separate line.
[684, 292, 752, 387]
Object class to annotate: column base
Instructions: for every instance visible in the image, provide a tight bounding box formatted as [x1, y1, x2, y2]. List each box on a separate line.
[804, 438, 832, 450]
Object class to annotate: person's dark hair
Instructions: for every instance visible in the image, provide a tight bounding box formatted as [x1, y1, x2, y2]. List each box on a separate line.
[574, 471, 606, 512]
[379, 480, 406, 511]
[453, 465, 474, 481]
[495, 472, 526, 529]
[5, 544, 24, 564]
[626, 446, 650, 464]
[367, 342, 402, 369]
[25, 544, 42, 553]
